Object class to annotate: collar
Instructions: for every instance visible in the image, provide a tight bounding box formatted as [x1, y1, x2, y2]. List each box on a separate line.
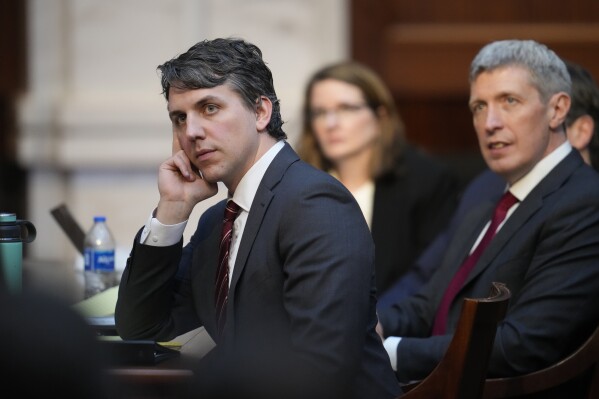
[509, 140, 572, 201]
[231, 140, 285, 212]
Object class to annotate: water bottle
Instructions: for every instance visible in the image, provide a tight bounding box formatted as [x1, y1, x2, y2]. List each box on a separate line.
[83, 216, 117, 299]
[0, 212, 36, 294]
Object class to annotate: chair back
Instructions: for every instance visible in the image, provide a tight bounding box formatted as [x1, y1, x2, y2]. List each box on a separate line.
[482, 323, 599, 398]
[401, 281, 511, 399]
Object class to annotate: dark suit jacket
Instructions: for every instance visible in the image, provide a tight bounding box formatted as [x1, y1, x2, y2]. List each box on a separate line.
[377, 169, 505, 309]
[372, 146, 459, 295]
[378, 150, 599, 384]
[115, 143, 400, 399]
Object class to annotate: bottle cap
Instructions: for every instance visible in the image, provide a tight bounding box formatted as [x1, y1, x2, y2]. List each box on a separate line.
[93, 216, 106, 222]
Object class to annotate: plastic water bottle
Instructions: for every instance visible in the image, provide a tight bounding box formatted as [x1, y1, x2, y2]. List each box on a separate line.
[83, 216, 117, 299]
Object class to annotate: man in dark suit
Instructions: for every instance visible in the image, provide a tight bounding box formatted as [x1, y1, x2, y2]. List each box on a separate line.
[377, 39, 599, 391]
[115, 38, 399, 399]
[377, 59, 599, 310]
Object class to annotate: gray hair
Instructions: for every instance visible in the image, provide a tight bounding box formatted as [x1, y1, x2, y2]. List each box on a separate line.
[469, 40, 571, 102]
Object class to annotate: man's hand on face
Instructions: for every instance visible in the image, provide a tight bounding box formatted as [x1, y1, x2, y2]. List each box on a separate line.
[155, 133, 219, 225]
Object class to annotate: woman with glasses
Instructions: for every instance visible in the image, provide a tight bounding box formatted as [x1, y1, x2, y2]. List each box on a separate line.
[297, 61, 459, 298]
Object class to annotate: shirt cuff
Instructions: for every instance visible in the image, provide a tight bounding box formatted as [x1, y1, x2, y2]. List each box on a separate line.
[383, 336, 401, 371]
[140, 211, 187, 247]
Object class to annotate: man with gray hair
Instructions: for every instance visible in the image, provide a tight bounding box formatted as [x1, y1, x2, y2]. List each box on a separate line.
[377, 40, 599, 397]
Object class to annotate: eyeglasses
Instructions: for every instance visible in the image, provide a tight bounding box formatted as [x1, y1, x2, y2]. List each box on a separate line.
[310, 103, 370, 124]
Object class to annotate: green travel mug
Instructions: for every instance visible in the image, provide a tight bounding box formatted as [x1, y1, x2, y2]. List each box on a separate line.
[0, 212, 36, 293]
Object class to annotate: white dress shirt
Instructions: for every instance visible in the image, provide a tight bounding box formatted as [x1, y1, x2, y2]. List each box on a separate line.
[350, 180, 375, 230]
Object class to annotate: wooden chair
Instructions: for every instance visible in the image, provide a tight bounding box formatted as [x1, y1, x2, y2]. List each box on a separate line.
[482, 324, 599, 398]
[400, 281, 511, 399]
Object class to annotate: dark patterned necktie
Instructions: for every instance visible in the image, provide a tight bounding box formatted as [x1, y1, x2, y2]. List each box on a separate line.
[431, 191, 518, 335]
[215, 200, 240, 338]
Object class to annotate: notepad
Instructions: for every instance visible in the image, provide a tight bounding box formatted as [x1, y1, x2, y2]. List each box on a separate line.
[73, 285, 119, 317]
[71, 286, 119, 335]
[73, 286, 185, 350]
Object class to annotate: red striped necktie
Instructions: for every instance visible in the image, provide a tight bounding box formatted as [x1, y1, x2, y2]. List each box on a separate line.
[215, 200, 240, 338]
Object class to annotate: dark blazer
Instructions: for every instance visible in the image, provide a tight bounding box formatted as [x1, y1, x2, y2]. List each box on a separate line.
[377, 169, 505, 309]
[115, 143, 400, 399]
[378, 150, 599, 384]
[372, 146, 459, 295]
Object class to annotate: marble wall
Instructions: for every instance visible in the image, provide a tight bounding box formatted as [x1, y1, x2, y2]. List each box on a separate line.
[18, 0, 348, 300]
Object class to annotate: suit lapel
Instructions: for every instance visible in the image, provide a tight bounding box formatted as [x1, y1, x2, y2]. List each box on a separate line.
[466, 194, 542, 284]
[448, 199, 497, 270]
[228, 143, 298, 297]
[463, 150, 583, 287]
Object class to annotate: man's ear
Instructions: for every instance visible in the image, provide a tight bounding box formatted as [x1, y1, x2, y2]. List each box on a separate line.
[255, 96, 273, 131]
[567, 114, 595, 151]
[548, 92, 571, 130]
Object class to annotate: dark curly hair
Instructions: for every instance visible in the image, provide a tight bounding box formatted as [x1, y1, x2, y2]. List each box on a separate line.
[158, 37, 286, 140]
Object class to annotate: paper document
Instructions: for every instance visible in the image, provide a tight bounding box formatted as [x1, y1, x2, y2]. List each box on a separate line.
[72, 286, 118, 317]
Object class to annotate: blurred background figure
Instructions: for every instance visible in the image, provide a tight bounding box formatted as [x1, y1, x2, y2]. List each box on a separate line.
[297, 61, 460, 297]
[565, 60, 599, 170]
